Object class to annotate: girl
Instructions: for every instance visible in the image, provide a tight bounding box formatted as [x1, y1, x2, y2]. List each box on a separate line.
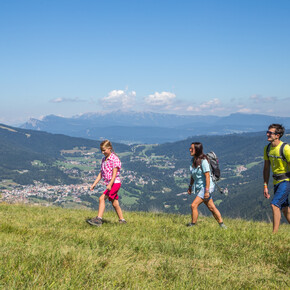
[187, 142, 227, 228]
[87, 140, 126, 226]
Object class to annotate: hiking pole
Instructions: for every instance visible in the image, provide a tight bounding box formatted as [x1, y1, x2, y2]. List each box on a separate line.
[214, 181, 224, 194]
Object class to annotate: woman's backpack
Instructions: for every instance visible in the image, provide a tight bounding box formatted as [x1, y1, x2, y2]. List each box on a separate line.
[206, 151, 221, 182]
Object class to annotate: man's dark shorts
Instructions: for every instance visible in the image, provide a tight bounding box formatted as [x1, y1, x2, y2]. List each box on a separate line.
[272, 180, 290, 209]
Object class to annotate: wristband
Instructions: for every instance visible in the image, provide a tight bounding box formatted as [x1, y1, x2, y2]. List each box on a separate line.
[264, 183, 267, 187]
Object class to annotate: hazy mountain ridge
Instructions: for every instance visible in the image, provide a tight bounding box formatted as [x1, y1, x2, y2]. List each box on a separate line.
[21, 111, 290, 144]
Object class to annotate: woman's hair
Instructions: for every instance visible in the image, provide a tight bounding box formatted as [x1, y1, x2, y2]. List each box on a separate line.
[100, 140, 113, 151]
[192, 142, 208, 168]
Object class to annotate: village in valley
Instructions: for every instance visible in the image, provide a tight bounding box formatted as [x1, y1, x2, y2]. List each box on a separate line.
[0, 144, 245, 209]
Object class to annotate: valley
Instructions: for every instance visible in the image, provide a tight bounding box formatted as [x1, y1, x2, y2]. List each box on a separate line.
[1, 123, 289, 221]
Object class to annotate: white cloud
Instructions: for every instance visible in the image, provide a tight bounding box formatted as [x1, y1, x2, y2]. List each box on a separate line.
[250, 94, 277, 103]
[50, 98, 63, 103]
[186, 98, 223, 113]
[237, 108, 253, 113]
[186, 106, 195, 112]
[144, 91, 176, 107]
[199, 98, 221, 109]
[101, 90, 136, 109]
[50, 97, 86, 103]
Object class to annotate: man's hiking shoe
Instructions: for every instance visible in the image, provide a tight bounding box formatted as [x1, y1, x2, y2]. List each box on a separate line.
[219, 223, 227, 229]
[86, 217, 103, 226]
[119, 219, 127, 224]
[186, 223, 196, 227]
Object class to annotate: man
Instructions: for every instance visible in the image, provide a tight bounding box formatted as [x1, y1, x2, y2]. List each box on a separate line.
[263, 124, 290, 233]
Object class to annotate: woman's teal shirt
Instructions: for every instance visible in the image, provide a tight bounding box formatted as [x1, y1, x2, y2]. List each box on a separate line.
[190, 158, 214, 193]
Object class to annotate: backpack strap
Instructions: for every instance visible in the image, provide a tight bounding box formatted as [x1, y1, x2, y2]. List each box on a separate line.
[280, 142, 287, 162]
[267, 142, 287, 161]
[266, 143, 271, 158]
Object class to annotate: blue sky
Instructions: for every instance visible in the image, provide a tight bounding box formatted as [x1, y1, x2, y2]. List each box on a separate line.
[1, 0, 290, 124]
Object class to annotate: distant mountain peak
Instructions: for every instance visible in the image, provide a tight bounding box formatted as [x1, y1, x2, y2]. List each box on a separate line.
[26, 118, 42, 128]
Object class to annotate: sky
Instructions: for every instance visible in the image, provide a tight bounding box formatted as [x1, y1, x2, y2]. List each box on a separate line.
[1, 0, 290, 125]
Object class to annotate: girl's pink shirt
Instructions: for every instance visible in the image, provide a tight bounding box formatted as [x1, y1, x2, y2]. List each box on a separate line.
[101, 152, 121, 185]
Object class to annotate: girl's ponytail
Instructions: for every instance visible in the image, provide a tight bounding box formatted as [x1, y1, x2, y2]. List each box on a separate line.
[100, 140, 114, 151]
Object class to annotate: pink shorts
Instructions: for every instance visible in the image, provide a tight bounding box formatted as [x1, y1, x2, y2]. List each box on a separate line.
[103, 183, 121, 202]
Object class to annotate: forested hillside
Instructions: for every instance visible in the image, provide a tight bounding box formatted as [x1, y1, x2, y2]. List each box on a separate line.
[1, 123, 289, 222]
[0, 124, 129, 185]
[140, 131, 290, 220]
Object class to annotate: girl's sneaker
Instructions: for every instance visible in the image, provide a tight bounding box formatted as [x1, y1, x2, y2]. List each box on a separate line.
[86, 217, 103, 226]
[119, 219, 127, 224]
[219, 222, 227, 229]
[186, 222, 196, 227]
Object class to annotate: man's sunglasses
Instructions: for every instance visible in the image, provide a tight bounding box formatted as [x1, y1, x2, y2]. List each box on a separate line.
[266, 131, 278, 135]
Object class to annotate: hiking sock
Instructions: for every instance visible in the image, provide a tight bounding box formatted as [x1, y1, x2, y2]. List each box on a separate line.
[97, 216, 102, 220]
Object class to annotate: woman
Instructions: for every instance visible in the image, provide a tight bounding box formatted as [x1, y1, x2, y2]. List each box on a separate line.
[187, 142, 227, 228]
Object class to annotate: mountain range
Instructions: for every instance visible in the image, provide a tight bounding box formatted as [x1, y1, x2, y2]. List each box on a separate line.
[21, 111, 290, 144]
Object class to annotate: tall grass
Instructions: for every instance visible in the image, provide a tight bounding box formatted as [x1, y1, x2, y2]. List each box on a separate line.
[0, 204, 289, 289]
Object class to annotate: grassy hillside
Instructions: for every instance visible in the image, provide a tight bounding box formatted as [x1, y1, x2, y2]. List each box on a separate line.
[0, 204, 289, 289]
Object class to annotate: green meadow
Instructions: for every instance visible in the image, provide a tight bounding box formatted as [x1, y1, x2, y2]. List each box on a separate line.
[0, 204, 289, 289]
